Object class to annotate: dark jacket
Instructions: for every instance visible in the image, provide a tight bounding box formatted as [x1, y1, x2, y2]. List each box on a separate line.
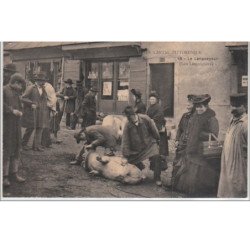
[82, 92, 97, 126]
[3, 85, 22, 158]
[186, 108, 219, 154]
[21, 84, 50, 128]
[57, 86, 76, 113]
[134, 99, 146, 114]
[147, 103, 169, 156]
[85, 125, 118, 150]
[122, 114, 160, 157]
[74, 85, 88, 116]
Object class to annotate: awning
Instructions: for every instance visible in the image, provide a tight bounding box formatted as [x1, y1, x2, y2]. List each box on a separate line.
[225, 42, 248, 51]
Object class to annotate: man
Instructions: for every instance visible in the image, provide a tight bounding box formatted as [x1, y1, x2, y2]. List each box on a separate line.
[70, 125, 118, 165]
[71, 79, 89, 129]
[217, 93, 248, 198]
[21, 72, 50, 151]
[3, 73, 26, 187]
[3, 63, 17, 86]
[57, 79, 76, 129]
[121, 106, 162, 186]
[81, 86, 99, 128]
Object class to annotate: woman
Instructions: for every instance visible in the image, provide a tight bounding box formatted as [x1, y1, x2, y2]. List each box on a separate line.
[147, 91, 169, 170]
[173, 94, 196, 166]
[131, 89, 146, 114]
[173, 94, 220, 197]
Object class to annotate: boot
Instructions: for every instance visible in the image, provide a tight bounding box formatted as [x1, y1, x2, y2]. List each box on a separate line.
[3, 177, 10, 187]
[10, 173, 26, 183]
[70, 160, 81, 165]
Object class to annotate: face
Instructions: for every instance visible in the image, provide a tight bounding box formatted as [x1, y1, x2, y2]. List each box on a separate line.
[12, 82, 23, 92]
[149, 97, 157, 105]
[231, 104, 246, 117]
[127, 114, 137, 123]
[132, 95, 137, 101]
[196, 104, 207, 114]
[187, 101, 194, 112]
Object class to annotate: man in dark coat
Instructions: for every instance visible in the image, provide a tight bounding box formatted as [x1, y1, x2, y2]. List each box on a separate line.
[81, 87, 99, 128]
[21, 72, 50, 151]
[71, 79, 89, 129]
[121, 106, 162, 186]
[3, 73, 26, 187]
[131, 88, 146, 114]
[57, 79, 76, 129]
[70, 125, 118, 165]
[3, 63, 17, 86]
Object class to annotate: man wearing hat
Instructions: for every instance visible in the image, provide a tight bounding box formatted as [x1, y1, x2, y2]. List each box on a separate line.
[3, 63, 17, 86]
[71, 77, 89, 130]
[121, 106, 162, 186]
[3, 73, 26, 186]
[218, 93, 248, 198]
[81, 86, 99, 128]
[21, 72, 50, 151]
[57, 79, 76, 129]
[131, 88, 146, 114]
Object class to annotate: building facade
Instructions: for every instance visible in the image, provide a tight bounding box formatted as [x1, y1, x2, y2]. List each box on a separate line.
[4, 42, 248, 138]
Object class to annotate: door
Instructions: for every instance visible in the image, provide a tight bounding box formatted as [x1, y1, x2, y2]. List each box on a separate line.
[150, 63, 174, 117]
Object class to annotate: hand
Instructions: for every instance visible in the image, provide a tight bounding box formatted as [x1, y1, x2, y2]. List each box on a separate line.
[31, 104, 37, 109]
[85, 144, 93, 150]
[52, 110, 58, 116]
[175, 141, 179, 147]
[12, 109, 23, 117]
[64, 96, 69, 100]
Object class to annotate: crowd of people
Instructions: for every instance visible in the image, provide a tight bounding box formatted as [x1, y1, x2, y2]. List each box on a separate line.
[2, 62, 248, 198]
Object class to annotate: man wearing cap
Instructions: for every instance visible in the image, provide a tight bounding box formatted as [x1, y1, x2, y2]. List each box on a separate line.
[21, 72, 50, 151]
[217, 93, 248, 198]
[3, 73, 26, 186]
[81, 86, 99, 128]
[131, 89, 146, 114]
[70, 125, 118, 165]
[57, 79, 76, 129]
[121, 106, 162, 186]
[3, 63, 17, 86]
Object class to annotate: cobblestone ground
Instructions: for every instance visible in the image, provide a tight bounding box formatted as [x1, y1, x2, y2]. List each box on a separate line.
[2, 123, 185, 199]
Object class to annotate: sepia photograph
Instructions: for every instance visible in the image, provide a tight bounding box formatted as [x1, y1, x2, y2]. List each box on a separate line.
[1, 41, 248, 199]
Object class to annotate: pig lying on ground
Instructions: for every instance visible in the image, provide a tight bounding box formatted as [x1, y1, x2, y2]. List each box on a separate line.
[83, 150, 145, 184]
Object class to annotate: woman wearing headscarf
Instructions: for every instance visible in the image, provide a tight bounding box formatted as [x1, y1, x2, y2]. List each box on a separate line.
[131, 89, 146, 114]
[147, 91, 169, 169]
[173, 94, 220, 197]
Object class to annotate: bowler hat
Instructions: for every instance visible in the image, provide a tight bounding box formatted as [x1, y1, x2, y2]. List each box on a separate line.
[4, 63, 17, 73]
[33, 72, 48, 81]
[230, 93, 247, 107]
[123, 106, 135, 116]
[131, 88, 142, 97]
[64, 79, 74, 85]
[10, 73, 26, 85]
[149, 90, 160, 99]
[90, 87, 99, 92]
[193, 94, 211, 105]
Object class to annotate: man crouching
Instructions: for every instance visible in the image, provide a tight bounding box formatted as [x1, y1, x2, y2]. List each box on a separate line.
[70, 125, 118, 165]
[121, 106, 162, 186]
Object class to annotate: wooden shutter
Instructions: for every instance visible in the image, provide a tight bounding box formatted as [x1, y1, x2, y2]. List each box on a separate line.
[129, 57, 147, 104]
[63, 59, 80, 82]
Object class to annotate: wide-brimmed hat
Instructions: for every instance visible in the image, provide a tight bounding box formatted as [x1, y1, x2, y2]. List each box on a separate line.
[33, 72, 48, 81]
[10, 73, 26, 85]
[131, 88, 142, 97]
[123, 106, 136, 116]
[4, 63, 17, 73]
[230, 93, 247, 107]
[193, 94, 211, 105]
[90, 87, 99, 92]
[149, 90, 160, 99]
[64, 79, 74, 85]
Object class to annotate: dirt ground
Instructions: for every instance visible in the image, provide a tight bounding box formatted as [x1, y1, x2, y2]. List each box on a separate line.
[3, 124, 185, 199]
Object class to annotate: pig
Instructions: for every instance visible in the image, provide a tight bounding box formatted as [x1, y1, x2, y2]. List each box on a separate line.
[83, 150, 145, 184]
